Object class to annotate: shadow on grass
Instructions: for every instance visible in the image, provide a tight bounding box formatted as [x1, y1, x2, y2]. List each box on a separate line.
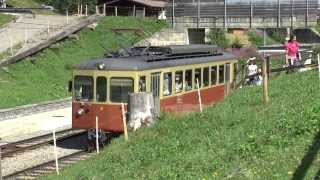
[292, 130, 320, 180]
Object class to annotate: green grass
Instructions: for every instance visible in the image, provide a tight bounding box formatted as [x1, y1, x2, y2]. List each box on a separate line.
[247, 30, 275, 47]
[0, 14, 15, 27]
[44, 70, 320, 179]
[7, 0, 41, 8]
[0, 17, 166, 109]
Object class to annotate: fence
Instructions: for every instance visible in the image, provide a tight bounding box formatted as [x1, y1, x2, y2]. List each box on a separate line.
[235, 50, 319, 89]
[167, 0, 319, 28]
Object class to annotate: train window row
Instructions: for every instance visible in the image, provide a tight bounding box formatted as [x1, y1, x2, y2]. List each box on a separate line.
[160, 64, 225, 97]
[73, 63, 231, 103]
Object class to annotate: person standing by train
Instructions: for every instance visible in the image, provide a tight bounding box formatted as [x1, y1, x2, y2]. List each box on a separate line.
[285, 35, 299, 67]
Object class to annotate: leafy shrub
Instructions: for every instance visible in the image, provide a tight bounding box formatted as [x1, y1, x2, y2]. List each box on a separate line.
[267, 28, 287, 43]
[231, 38, 243, 48]
[247, 30, 263, 47]
[207, 29, 229, 48]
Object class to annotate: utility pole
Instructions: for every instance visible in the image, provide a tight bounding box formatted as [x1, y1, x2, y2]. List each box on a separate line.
[291, 0, 294, 33]
[197, 0, 200, 29]
[172, 0, 175, 28]
[224, 0, 227, 29]
[305, 0, 309, 27]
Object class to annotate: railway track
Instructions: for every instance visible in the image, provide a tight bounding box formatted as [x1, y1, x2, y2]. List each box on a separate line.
[3, 150, 93, 180]
[1, 129, 86, 158]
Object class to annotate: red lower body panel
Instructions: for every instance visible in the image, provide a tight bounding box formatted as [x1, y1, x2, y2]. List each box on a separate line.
[72, 85, 225, 132]
[160, 85, 225, 112]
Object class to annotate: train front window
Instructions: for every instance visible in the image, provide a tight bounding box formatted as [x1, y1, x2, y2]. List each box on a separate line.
[194, 68, 201, 88]
[110, 78, 134, 103]
[139, 76, 146, 92]
[74, 76, 94, 102]
[219, 65, 225, 84]
[163, 72, 172, 96]
[96, 77, 107, 102]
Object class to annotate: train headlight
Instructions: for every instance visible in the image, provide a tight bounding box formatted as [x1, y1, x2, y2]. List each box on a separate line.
[97, 63, 105, 70]
[77, 108, 85, 116]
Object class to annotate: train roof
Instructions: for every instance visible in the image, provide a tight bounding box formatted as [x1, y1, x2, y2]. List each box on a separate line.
[74, 45, 237, 71]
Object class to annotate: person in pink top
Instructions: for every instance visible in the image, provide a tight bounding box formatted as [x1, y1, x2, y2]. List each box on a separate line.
[285, 35, 299, 66]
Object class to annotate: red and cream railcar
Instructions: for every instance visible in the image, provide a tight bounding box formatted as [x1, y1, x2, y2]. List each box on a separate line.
[71, 45, 237, 133]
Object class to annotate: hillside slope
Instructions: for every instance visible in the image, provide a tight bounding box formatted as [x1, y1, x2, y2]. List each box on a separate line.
[0, 14, 15, 27]
[0, 17, 166, 108]
[44, 70, 320, 179]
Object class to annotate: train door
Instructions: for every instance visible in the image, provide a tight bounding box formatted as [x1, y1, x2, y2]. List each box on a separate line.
[151, 73, 160, 116]
[225, 63, 231, 96]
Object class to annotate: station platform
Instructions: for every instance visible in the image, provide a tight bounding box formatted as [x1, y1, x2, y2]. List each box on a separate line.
[0, 107, 72, 144]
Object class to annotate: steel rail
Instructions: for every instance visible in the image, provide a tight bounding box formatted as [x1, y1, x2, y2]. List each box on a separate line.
[1, 129, 86, 158]
[3, 150, 92, 180]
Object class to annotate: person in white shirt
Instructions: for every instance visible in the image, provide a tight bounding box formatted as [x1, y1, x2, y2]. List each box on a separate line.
[247, 57, 258, 85]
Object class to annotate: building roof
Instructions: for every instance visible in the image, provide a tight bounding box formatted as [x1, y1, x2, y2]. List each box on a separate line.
[132, 0, 166, 8]
[100, 0, 167, 8]
[74, 45, 237, 71]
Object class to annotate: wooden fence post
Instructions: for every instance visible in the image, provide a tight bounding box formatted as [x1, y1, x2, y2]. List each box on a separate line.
[66, 10, 69, 24]
[0, 145, 2, 180]
[77, 3, 80, 16]
[133, 5, 136, 16]
[52, 129, 59, 175]
[115, 6, 118, 16]
[85, 5, 88, 16]
[262, 57, 269, 104]
[24, 28, 28, 45]
[121, 103, 128, 141]
[80, 4, 83, 16]
[317, 53, 320, 80]
[9, 36, 13, 56]
[103, 3, 106, 16]
[95, 116, 100, 154]
[95, 5, 99, 15]
[196, 78, 203, 113]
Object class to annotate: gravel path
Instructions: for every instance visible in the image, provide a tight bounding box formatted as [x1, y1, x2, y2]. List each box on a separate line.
[2, 134, 87, 176]
[0, 14, 80, 54]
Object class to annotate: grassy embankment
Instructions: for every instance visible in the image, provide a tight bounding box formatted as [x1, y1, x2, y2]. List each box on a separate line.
[0, 14, 15, 27]
[44, 70, 320, 179]
[6, 0, 41, 8]
[0, 17, 166, 108]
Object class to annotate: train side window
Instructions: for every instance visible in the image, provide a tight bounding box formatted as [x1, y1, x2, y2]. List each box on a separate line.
[139, 76, 146, 92]
[110, 78, 134, 103]
[74, 76, 94, 102]
[194, 68, 201, 88]
[211, 66, 217, 85]
[175, 71, 183, 93]
[203, 67, 209, 87]
[185, 69, 192, 91]
[163, 72, 172, 96]
[96, 77, 107, 102]
[219, 65, 225, 84]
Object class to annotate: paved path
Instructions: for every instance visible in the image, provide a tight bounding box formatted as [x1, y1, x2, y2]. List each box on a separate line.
[0, 14, 80, 55]
[0, 107, 72, 143]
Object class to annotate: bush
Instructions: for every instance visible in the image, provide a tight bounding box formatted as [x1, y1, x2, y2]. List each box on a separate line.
[267, 28, 287, 43]
[247, 30, 263, 47]
[207, 29, 229, 49]
[231, 38, 243, 48]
